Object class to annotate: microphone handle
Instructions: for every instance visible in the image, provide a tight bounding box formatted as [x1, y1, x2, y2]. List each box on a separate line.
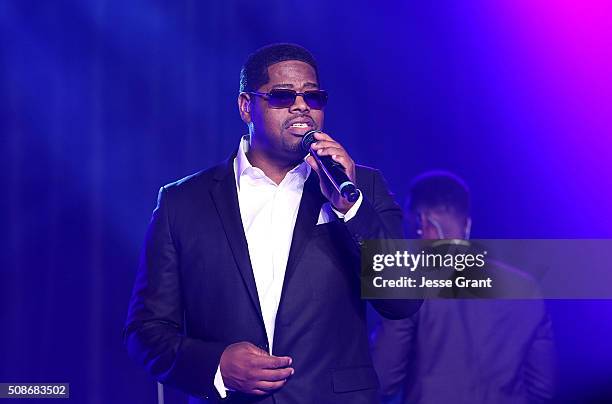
[309, 147, 360, 203]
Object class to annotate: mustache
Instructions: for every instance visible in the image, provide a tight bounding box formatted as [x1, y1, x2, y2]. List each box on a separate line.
[284, 115, 316, 129]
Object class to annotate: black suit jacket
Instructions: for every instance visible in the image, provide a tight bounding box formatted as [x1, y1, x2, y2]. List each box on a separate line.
[125, 155, 421, 403]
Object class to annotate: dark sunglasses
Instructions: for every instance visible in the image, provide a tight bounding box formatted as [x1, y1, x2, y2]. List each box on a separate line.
[247, 89, 328, 109]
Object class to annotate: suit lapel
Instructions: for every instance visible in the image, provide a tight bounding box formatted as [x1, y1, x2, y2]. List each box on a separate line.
[209, 159, 326, 339]
[279, 172, 327, 304]
[210, 157, 264, 324]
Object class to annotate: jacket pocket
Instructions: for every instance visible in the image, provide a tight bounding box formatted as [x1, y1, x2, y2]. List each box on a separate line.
[332, 366, 380, 393]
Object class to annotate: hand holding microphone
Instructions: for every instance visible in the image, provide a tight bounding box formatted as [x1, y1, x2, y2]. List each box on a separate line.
[302, 130, 360, 213]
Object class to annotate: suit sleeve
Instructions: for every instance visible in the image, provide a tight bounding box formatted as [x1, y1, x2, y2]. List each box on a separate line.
[344, 169, 422, 319]
[371, 315, 418, 401]
[124, 186, 226, 400]
[523, 310, 557, 402]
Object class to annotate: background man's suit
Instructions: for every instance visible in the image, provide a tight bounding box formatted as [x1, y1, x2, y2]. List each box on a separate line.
[125, 152, 419, 403]
[372, 298, 556, 404]
[371, 253, 557, 404]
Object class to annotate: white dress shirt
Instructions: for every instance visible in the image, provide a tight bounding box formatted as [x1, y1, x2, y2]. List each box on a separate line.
[214, 135, 362, 397]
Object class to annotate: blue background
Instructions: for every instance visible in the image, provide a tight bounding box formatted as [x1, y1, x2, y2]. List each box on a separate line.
[2, 1, 611, 402]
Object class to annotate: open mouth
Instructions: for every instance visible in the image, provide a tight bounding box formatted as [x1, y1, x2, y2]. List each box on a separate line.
[286, 119, 315, 136]
[285, 116, 315, 131]
[289, 122, 310, 129]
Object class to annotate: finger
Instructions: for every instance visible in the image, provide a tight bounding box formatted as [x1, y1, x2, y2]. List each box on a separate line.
[315, 148, 354, 171]
[330, 155, 356, 179]
[248, 343, 271, 356]
[310, 140, 342, 151]
[315, 146, 346, 158]
[254, 379, 289, 392]
[252, 354, 292, 369]
[330, 153, 351, 168]
[305, 154, 321, 173]
[313, 131, 335, 142]
[258, 367, 294, 382]
[331, 153, 354, 166]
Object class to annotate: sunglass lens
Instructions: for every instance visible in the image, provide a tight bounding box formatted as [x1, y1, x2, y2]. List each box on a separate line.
[304, 90, 328, 109]
[267, 89, 296, 108]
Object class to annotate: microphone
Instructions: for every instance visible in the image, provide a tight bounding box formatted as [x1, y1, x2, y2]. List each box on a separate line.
[301, 130, 360, 203]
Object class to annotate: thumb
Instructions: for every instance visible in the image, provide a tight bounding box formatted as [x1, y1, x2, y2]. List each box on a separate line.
[305, 154, 320, 174]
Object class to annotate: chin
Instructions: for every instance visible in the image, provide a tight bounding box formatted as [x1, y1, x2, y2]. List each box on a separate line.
[283, 134, 303, 149]
[282, 145, 306, 163]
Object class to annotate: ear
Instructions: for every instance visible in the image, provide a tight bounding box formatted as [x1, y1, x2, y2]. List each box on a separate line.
[238, 93, 252, 124]
[426, 215, 446, 239]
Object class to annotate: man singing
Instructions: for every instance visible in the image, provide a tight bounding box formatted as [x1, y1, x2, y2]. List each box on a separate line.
[125, 43, 420, 404]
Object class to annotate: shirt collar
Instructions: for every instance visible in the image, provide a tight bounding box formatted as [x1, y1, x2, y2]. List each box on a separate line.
[234, 135, 311, 189]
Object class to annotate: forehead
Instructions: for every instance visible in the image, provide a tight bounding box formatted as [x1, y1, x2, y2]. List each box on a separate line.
[264, 60, 318, 89]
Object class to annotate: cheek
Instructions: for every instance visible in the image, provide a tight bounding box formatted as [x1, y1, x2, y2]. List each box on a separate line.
[313, 111, 324, 128]
[261, 110, 286, 132]
[252, 113, 276, 135]
[248, 109, 262, 127]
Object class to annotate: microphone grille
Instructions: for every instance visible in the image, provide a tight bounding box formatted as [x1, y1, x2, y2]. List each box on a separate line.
[301, 130, 320, 152]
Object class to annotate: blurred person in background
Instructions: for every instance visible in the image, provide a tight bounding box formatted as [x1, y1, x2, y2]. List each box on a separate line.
[371, 171, 556, 404]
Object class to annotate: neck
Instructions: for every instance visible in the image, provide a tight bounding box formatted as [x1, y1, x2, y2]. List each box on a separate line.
[246, 148, 302, 185]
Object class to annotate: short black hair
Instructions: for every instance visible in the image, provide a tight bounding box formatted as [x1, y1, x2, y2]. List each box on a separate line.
[407, 171, 470, 218]
[239, 43, 319, 93]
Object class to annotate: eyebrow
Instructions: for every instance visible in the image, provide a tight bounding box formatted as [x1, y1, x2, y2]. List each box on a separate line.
[270, 82, 319, 89]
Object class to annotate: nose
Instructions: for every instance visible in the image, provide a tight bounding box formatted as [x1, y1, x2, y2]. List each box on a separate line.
[289, 93, 310, 113]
